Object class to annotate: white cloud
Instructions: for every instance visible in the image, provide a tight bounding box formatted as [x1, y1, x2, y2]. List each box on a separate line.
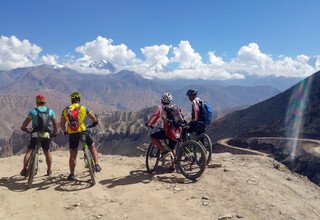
[0, 35, 42, 70]
[0, 35, 318, 80]
[236, 42, 273, 69]
[141, 44, 172, 71]
[75, 36, 136, 68]
[40, 54, 59, 65]
[171, 41, 203, 69]
[208, 51, 224, 66]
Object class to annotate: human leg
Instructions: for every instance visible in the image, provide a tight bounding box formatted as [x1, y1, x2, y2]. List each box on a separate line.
[42, 138, 52, 175]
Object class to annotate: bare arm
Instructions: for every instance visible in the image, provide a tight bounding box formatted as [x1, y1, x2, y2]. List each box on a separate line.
[60, 116, 67, 133]
[51, 117, 58, 134]
[21, 117, 32, 131]
[88, 111, 99, 127]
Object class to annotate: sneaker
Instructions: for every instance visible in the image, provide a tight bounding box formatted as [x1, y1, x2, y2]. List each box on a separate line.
[20, 169, 28, 177]
[46, 170, 52, 176]
[67, 174, 75, 181]
[160, 150, 170, 160]
[94, 164, 101, 172]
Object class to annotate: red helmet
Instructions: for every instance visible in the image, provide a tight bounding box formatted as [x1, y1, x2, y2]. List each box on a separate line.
[35, 94, 46, 103]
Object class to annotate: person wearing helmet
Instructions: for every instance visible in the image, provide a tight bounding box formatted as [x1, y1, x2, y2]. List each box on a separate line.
[20, 94, 58, 176]
[60, 92, 100, 181]
[186, 89, 206, 134]
[146, 93, 182, 172]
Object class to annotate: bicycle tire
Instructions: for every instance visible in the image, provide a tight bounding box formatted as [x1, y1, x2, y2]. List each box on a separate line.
[198, 133, 212, 165]
[84, 148, 96, 185]
[176, 140, 206, 180]
[146, 143, 160, 173]
[27, 151, 38, 188]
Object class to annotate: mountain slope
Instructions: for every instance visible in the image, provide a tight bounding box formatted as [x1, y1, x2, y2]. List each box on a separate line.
[208, 70, 320, 141]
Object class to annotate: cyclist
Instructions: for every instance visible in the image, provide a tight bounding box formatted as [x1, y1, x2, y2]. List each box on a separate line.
[186, 89, 206, 135]
[146, 93, 183, 172]
[60, 92, 100, 181]
[20, 94, 58, 176]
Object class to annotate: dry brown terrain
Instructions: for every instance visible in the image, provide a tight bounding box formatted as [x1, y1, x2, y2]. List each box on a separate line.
[0, 150, 320, 220]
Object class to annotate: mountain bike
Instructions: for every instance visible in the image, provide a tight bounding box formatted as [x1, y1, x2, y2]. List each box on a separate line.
[80, 125, 96, 185]
[183, 130, 212, 165]
[23, 129, 53, 189]
[146, 126, 206, 180]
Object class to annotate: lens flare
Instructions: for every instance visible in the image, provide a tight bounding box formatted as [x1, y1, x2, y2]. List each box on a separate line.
[285, 77, 313, 161]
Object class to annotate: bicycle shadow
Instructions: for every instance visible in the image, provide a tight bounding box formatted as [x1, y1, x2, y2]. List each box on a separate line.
[153, 174, 197, 185]
[54, 172, 94, 192]
[99, 170, 153, 188]
[0, 174, 63, 192]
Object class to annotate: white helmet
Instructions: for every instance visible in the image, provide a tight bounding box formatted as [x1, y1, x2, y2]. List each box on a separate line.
[161, 93, 173, 104]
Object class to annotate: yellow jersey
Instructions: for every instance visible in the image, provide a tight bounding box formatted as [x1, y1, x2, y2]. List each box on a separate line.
[62, 103, 91, 134]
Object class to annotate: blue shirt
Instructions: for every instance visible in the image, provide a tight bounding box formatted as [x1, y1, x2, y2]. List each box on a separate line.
[28, 106, 55, 129]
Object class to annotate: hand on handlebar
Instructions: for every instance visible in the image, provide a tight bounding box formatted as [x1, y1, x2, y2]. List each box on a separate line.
[21, 127, 32, 133]
[88, 120, 99, 128]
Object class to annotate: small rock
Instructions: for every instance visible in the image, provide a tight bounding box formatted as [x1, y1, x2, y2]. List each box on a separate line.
[286, 177, 292, 181]
[236, 213, 244, 218]
[39, 159, 43, 163]
[208, 163, 222, 168]
[73, 203, 80, 207]
[201, 196, 210, 200]
[223, 168, 230, 172]
[274, 163, 287, 171]
[218, 214, 232, 220]
[279, 210, 286, 215]
[202, 201, 209, 206]
[174, 187, 183, 192]
[247, 179, 259, 185]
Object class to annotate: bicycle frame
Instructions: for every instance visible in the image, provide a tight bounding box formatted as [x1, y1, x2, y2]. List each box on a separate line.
[79, 132, 96, 185]
[27, 131, 50, 188]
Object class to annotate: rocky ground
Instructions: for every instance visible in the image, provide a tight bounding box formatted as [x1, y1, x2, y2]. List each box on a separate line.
[0, 150, 320, 220]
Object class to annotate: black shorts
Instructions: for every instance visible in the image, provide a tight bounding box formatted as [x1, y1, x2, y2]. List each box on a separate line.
[151, 130, 177, 150]
[69, 131, 94, 150]
[187, 121, 206, 135]
[28, 137, 51, 151]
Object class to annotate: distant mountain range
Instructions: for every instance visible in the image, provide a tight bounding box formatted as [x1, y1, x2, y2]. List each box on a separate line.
[0, 64, 280, 137]
[0, 64, 284, 156]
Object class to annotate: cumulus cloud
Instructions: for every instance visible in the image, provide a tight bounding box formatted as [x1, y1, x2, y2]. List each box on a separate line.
[236, 43, 273, 69]
[171, 41, 203, 69]
[0, 35, 42, 70]
[141, 44, 171, 71]
[208, 51, 224, 66]
[228, 42, 316, 77]
[75, 36, 136, 68]
[0, 35, 318, 80]
[40, 54, 59, 65]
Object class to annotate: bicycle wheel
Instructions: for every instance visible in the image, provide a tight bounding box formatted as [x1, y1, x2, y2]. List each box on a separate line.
[84, 148, 96, 185]
[198, 133, 212, 165]
[146, 143, 160, 173]
[176, 140, 206, 180]
[27, 151, 38, 188]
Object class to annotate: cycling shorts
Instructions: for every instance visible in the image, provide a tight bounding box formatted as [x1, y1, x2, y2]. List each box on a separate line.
[151, 130, 177, 150]
[69, 131, 94, 150]
[28, 137, 50, 151]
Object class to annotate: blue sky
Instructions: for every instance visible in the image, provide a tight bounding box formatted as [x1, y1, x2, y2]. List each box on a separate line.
[0, 0, 319, 79]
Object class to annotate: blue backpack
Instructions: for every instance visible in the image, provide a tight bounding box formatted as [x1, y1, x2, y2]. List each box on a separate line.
[200, 100, 213, 125]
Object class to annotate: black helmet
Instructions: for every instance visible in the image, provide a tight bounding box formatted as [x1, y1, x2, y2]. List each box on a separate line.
[186, 89, 197, 96]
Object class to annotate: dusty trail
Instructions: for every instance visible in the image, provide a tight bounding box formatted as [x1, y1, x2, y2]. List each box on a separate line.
[0, 150, 320, 220]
